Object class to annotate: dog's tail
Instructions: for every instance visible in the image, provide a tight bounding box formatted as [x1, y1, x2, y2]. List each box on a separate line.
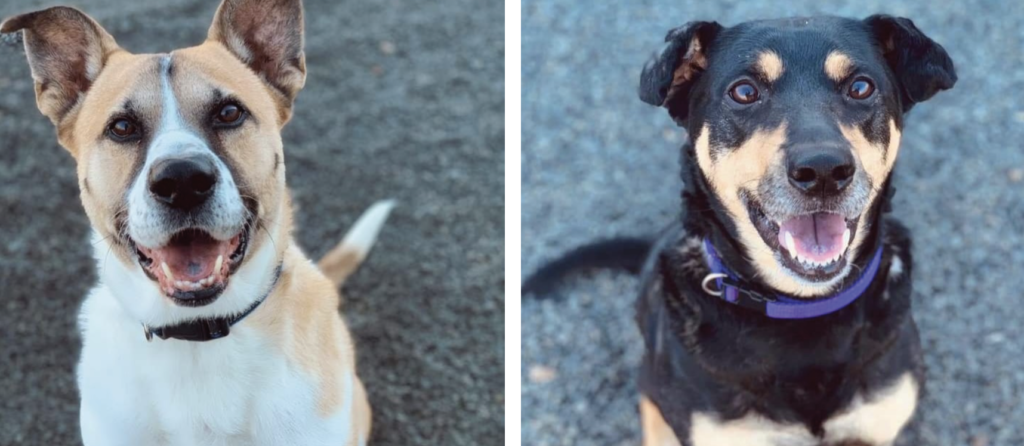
[521, 237, 653, 298]
[317, 200, 396, 287]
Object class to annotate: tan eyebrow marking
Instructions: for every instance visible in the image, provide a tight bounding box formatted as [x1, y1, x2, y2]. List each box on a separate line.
[825, 51, 853, 82]
[755, 51, 784, 82]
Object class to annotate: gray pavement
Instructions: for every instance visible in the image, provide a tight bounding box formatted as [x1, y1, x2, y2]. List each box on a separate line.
[522, 1, 1024, 445]
[0, 0, 504, 445]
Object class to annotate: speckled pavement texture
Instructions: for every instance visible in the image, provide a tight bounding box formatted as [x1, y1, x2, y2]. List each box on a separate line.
[0, 0, 504, 444]
[522, 1, 1024, 445]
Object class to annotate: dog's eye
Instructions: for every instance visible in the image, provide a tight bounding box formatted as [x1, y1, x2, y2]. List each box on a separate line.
[107, 118, 140, 141]
[848, 78, 875, 100]
[728, 82, 760, 105]
[214, 103, 246, 127]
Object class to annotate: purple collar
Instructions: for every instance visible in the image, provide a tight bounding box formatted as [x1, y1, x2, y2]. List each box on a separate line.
[702, 239, 884, 319]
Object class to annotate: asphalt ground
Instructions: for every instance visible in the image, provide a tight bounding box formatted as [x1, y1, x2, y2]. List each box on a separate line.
[522, 1, 1024, 445]
[0, 0, 504, 444]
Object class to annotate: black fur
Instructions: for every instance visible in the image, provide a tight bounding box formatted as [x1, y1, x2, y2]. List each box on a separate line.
[632, 16, 953, 443]
[521, 237, 652, 297]
[528, 14, 955, 444]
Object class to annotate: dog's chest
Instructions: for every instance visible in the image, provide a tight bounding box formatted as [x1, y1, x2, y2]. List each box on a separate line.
[688, 372, 918, 446]
[77, 287, 348, 446]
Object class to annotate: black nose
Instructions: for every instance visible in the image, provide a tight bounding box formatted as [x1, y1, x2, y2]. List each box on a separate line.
[148, 155, 218, 210]
[787, 150, 856, 195]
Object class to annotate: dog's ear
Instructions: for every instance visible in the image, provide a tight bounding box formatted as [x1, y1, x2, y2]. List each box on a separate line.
[1, 7, 120, 126]
[639, 21, 722, 126]
[864, 15, 956, 112]
[208, 0, 306, 115]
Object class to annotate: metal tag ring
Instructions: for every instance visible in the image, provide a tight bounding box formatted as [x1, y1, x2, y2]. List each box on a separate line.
[701, 273, 728, 297]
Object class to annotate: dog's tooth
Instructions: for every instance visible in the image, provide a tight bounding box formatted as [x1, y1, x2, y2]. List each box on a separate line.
[214, 255, 223, 275]
[161, 262, 175, 281]
[842, 228, 851, 251]
[784, 231, 796, 254]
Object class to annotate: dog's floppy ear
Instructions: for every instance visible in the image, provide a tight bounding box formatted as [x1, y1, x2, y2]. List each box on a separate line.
[208, 0, 306, 117]
[0, 7, 120, 126]
[865, 15, 956, 112]
[639, 21, 722, 125]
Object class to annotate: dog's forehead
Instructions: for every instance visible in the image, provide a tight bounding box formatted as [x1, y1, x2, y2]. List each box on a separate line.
[80, 44, 278, 135]
[711, 17, 880, 79]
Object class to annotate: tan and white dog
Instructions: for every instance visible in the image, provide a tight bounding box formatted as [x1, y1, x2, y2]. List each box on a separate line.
[2, 1, 385, 444]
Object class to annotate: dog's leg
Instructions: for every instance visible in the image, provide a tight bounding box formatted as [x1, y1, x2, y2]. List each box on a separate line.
[317, 200, 396, 287]
[640, 395, 681, 446]
[350, 375, 372, 446]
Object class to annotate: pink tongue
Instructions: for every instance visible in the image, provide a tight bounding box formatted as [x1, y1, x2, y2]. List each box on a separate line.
[163, 243, 219, 281]
[776, 213, 848, 263]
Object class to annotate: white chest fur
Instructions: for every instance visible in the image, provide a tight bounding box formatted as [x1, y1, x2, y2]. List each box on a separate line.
[689, 372, 918, 446]
[76, 285, 361, 446]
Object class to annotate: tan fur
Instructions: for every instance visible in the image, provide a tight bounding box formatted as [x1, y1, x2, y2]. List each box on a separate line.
[318, 243, 365, 287]
[695, 123, 828, 295]
[7, 2, 369, 439]
[823, 373, 918, 445]
[694, 119, 902, 296]
[687, 374, 915, 445]
[825, 51, 854, 82]
[640, 396, 682, 446]
[755, 51, 784, 82]
[250, 245, 356, 418]
[666, 36, 708, 106]
[840, 120, 901, 261]
[690, 411, 811, 446]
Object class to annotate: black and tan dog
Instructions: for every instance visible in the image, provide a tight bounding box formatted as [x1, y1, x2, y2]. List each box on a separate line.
[524, 15, 955, 445]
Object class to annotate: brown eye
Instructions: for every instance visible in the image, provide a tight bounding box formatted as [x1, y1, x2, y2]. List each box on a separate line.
[728, 81, 760, 104]
[848, 78, 875, 100]
[107, 119, 139, 141]
[215, 103, 245, 126]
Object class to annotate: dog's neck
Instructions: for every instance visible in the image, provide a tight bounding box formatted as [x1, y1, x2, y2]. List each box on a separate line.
[678, 142, 894, 299]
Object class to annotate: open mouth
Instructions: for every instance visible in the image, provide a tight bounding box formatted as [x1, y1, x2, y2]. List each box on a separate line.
[130, 224, 251, 307]
[747, 198, 858, 281]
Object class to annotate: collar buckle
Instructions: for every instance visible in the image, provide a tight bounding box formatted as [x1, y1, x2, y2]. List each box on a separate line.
[701, 273, 728, 296]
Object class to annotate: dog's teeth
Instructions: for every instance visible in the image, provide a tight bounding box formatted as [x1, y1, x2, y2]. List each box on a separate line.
[161, 262, 175, 281]
[214, 255, 223, 275]
[784, 231, 796, 254]
[842, 228, 851, 251]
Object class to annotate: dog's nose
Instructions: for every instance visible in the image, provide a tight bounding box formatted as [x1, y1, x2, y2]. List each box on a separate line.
[787, 150, 856, 195]
[148, 155, 218, 210]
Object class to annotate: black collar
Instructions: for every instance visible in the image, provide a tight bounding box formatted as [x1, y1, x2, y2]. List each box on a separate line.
[143, 265, 283, 342]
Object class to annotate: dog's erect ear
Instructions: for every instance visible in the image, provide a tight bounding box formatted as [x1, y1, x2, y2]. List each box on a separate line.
[865, 15, 956, 112]
[1, 7, 120, 126]
[639, 21, 722, 125]
[208, 0, 306, 113]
